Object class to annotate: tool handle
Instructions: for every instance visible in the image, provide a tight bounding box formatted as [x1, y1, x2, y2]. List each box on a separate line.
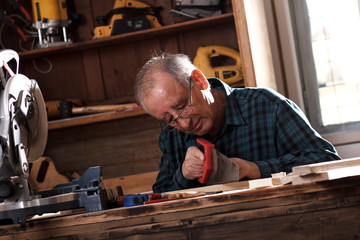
[168, 191, 205, 200]
[123, 194, 148, 207]
[72, 103, 139, 114]
[196, 138, 214, 184]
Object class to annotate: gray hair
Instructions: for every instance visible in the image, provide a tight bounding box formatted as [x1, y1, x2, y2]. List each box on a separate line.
[135, 53, 196, 111]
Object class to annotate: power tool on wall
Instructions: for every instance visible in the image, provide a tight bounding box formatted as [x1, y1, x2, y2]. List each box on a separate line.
[193, 45, 244, 87]
[31, 0, 72, 48]
[93, 0, 162, 39]
[169, 0, 222, 23]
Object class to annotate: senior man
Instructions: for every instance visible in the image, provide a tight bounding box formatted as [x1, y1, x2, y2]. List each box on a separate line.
[135, 53, 341, 193]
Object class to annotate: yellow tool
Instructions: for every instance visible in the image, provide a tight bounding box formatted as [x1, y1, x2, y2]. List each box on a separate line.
[93, 0, 162, 39]
[193, 45, 244, 87]
[31, 0, 72, 48]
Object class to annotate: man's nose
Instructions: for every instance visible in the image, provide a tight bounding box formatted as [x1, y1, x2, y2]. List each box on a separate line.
[177, 117, 191, 128]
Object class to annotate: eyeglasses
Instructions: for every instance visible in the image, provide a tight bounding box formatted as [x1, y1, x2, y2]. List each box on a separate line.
[161, 78, 193, 132]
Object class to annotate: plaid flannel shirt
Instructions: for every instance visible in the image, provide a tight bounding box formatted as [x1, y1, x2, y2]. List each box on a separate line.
[152, 78, 340, 193]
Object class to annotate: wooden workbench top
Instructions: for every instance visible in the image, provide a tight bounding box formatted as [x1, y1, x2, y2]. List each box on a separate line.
[1, 175, 359, 240]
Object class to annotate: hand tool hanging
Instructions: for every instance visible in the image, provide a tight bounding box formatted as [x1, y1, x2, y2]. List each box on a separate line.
[45, 99, 140, 119]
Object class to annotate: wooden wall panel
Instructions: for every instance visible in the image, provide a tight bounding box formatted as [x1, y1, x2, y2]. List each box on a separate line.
[98, 35, 179, 102]
[44, 114, 162, 178]
[69, 0, 95, 42]
[20, 54, 90, 101]
[179, 22, 239, 60]
[81, 49, 106, 103]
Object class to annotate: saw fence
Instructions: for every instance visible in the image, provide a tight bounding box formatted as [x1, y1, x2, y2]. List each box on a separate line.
[1, 158, 360, 239]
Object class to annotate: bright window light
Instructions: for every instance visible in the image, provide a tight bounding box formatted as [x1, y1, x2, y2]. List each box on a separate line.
[307, 0, 360, 126]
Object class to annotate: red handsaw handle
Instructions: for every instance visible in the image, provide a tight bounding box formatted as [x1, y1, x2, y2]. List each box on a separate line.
[196, 138, 214, 184]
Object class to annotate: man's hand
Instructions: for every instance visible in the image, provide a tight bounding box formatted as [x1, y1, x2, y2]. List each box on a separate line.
[230, 158, 261, 180]
[182, 146, 204, 180]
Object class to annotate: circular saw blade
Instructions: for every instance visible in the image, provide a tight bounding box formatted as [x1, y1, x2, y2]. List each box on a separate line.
[20, 80, 48, 162]
[4, 74, 48, 163]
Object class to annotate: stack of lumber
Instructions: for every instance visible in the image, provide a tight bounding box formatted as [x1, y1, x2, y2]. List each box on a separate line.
[102, 158, 360, 197]
[291, 157, 360, 185]
[270, 157, 360, 186]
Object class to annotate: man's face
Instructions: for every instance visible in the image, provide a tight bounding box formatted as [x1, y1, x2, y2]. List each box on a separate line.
[143, 71, 216, 136]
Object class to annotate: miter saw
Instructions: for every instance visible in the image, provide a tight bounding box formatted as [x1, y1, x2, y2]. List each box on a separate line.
[0, 50, 109, 224]
[93, 0, 162, 39]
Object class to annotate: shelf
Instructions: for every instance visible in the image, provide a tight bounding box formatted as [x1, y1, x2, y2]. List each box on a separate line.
[48, 108, 147, 130]
[18, 13, 234, 60]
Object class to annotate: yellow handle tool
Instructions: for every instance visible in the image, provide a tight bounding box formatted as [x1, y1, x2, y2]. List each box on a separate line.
[194, 45, 244, 87]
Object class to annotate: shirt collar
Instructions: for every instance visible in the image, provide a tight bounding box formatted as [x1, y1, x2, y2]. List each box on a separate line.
[208, 78, 247, 126]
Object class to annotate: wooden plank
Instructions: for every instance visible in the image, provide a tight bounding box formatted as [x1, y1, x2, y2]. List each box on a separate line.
[242, 0, 277, 90]
[165, 176, 290, 196]
[166, 181, 250, 195]
[48, 108, 147, 130]
[232, 0, 256, 87]
[248, 177, 273, 189]
[292, 157, 360, 176]
[272, 172, 293, 185]
[232, 0, 279, 90]
[292, 165, 360, 185]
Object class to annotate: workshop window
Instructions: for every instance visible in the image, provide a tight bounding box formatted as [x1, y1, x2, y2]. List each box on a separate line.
[290, 0, 360, 134]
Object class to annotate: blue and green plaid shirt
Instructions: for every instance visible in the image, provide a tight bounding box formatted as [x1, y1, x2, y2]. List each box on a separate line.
[152, 78, 340, 193]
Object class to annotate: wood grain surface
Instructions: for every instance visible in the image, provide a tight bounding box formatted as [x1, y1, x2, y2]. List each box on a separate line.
[1, 176, 359, 239]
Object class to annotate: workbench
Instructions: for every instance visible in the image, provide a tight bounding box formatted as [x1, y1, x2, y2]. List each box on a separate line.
[1, 174, 359, 240]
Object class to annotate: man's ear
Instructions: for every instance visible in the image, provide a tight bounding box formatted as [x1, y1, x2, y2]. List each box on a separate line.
[191, 69, 209, 90]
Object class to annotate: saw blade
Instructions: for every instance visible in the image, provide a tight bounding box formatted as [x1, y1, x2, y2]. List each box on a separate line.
[5, 75, 47, 163]
[22, 80, 48, 163]
[207, 148, 239, 185]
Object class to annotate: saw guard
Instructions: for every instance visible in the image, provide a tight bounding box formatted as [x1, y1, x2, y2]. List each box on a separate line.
[0, 74, 48, 166]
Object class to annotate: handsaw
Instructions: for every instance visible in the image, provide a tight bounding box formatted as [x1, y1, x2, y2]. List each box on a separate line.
[196, 138, 239, 185]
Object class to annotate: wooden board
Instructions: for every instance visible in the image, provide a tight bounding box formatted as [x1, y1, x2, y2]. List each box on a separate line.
[292, 165, 360, 185]
[292, 157, 360, 176]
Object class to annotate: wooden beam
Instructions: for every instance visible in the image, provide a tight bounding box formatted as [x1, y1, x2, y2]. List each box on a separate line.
[292, 158, 360, 176]
[232, 0, 278, 90]
[232, 0, 256, 87]
[292, 165, 360, 185]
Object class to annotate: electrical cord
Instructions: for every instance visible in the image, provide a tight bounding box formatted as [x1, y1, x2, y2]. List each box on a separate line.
[0, 13, 53, 74]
